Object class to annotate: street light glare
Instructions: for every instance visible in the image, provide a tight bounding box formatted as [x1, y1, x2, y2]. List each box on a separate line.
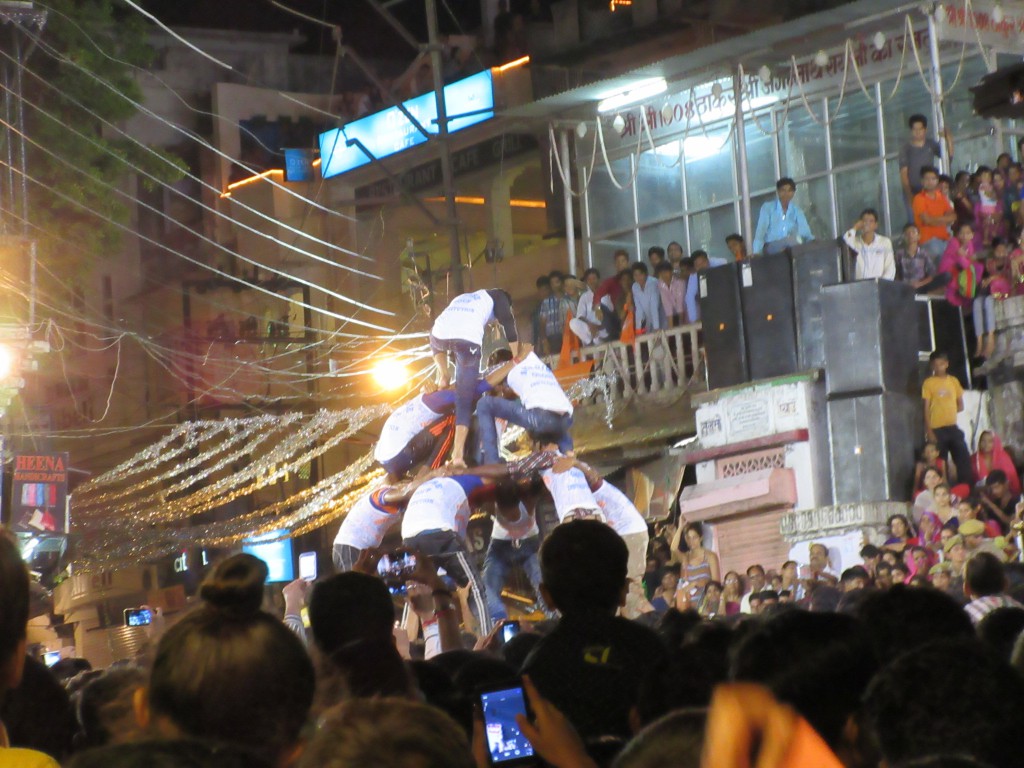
[371, 358, 408, 391]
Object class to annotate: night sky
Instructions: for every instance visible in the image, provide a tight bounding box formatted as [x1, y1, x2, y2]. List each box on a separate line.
[138, 0, 484, 58]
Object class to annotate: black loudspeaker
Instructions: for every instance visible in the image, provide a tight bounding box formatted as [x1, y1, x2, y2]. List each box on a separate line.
[739, 253, 798, 380]
[822, 279, 919, 396]
[699, 262, 748, 390]
[789, 239, 845, 371]
[916, 296, 971, 390]
[828, 391, 922, 503]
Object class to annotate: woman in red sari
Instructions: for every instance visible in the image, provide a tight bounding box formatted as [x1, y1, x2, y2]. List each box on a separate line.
[972, 431, 1021, 495]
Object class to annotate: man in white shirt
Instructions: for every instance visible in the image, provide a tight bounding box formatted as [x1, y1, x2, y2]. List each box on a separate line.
[631, 262, 663, 332]
[476, 345, 574, 465]
[332, 485, 405, 572]
[739, 564, 766, 614]
[569, 268, 607, 346]
[843, 208, 896, 281]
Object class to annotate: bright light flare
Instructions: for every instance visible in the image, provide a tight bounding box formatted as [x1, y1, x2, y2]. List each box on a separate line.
[0, 345, 15, 379]
[371, 358, 409, 391]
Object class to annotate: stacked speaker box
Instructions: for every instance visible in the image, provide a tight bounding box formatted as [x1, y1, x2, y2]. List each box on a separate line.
[698, 262, 748, 390]
[789, 240, 846, 370]
[739, 252, 799, 380]
[821, 279, 922, 504]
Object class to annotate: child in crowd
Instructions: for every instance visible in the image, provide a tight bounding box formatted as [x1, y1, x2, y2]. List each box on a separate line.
[1009, 236, 1024, 295]
[922, 350, 973, 487]
[974, 166, 1005, 248]
[974, 249, 1013, 358]
[940, 221, 980, 310]
[913, 442, 947, 493]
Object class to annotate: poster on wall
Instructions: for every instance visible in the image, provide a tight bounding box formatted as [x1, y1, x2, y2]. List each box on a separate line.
[11, 453, 69, 535]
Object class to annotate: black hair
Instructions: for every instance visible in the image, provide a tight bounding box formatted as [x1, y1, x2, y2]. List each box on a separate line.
[965, 552, 1006, 597]
[860, 544, 882, 559]
[309, 571, 396, 655]
[998, 152, 1011, 163]
[929, 349, 949, 363]
[67, 739, 275, 768]
[860, 208, 879, 221]
[148, 554, 315, 757]
[0, 535, 28, 670]
[679, 257, 695, 269]
[863, 639, 1024, 768]
[631, 261, 649, 276]
[654, 262, 673, 275]
[776, 177, 796, 190]
[908, 113, 928, 128]
[74, 666, 147, 750]
[1, 655, 76, 760]
[582, 267, 600, 280]
[758, 590, 779, 601]
[666, 241, 683, 252]
[920, 165, 939, 179]
[617, 268, 632, 281]
[977, 607, 1024, 662]
[986, 469, 1008, 486]
[647, 246, 665, 260]
[540, 520, 628, 615]
[746, 564, 765, 576]
[535, 275, 550, 289]
[691, 250, 709, 261]
[939, 173, 953, 185]
[547, 270, 564, 282]
[841, 566, 870, 584]
[488, 348, 514, 366]
[853, 585, 973, 659]
[725, 233, 744, 244]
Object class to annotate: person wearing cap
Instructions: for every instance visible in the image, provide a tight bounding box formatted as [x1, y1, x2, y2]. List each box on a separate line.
[929, 561, 954, 592]
[944, 534, 968, 580]
[960, 518, 1006, 561]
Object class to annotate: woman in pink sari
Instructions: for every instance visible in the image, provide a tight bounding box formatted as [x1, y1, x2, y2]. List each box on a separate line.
[972, 431, 1021, 495]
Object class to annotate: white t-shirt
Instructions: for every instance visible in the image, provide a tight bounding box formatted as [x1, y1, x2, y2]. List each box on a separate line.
[507, 352, 573, 415]
[491, 502, 540, 541]
[431, 289, 494, 345]
[334, 488, 402, 550]
[593, 481, 648, 536]
[374, 394, 442, 463]
[401, 476, 483, 540]
[541, 466, 601, 522]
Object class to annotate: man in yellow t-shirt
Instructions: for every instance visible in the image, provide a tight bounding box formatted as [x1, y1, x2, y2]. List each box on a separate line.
[922, 350, 972, 486]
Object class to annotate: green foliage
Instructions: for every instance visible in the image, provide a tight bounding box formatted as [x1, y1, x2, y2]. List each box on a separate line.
[21, 0, 186, 269]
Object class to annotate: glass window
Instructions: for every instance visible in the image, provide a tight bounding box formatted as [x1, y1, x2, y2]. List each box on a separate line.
[684, 126, 735, 209]
[588, 154, 636, 236]
[743, 116, 778, 194]
[955, 133, 1000, 172]
[688, 203, 738, 258]
[885, 157, 912, 231]
[835, 162, 887, 236]
[780, 101, 829, 178]
[639, 218, 686, 258]
[797, 175, 833, 240]
[829, 91, 881, 169]
[942, 56, 991, 137]
[636, 144, 684, 225]
[591, 234, 639, 277]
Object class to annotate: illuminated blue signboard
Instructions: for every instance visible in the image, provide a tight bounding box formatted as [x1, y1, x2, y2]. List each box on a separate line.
[319, 70, 495, 179]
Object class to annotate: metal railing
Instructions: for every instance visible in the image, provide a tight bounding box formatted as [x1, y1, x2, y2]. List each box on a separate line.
[545, 322, 704, 402]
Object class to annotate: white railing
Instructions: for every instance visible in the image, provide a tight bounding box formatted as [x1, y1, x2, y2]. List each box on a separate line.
[545, 322, 704, 402]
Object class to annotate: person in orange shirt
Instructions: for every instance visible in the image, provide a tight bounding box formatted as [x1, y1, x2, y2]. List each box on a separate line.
[913, 166, 957, 264]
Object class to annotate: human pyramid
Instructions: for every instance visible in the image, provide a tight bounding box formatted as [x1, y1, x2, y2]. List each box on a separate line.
[333, 288, 653, 634]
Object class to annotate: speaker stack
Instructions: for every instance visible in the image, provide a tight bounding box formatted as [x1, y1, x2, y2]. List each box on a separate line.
[698, 262, 748, 390]
[821, 279, 922, 503]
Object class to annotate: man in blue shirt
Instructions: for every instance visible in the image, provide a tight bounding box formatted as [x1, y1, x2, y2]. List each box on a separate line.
[752, 177, 815, 255]
[684, 251, 726, 323]
[630, 262, 663, 332]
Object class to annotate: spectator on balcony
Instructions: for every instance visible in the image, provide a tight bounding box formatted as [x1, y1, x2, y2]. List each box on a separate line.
[897, 223, 951, 294]
[655, 262, 686, 327]
[980, 470, 1023, 536]
[752, 177, 814, 255]
[724, 233, 747, 262]
[913, 166, 956, 262]
[923, 350, 973, 489]
[972, 431, 1021, 495]
[951, 169, 975, 227]
[631, 262, 663, 333]
[899, 113, 950, 219]
[939, 221, 980, 310]
[647, 246, 665, 270]
[540, 271, 576, 355]
[684, 251, 713, 324]
[667, 240, 685, 275]
[740, 564, 766, 614]
[592, 250, 631, 314]
[843, 208, 896, 280]
[569, 267, 607, 346]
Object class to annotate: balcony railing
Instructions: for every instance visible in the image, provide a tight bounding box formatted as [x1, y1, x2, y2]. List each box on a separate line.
[544, 322, 704, 403]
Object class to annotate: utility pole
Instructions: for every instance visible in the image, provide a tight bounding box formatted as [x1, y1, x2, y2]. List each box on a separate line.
[424, 0, 463, 294]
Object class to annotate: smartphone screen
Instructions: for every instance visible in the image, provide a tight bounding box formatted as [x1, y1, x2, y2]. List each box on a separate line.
[298, 551, 317, 582]
[43, 650, 61, 667]
[377, 552, 418, 586]
[501, 621, 521, 644]
[124, 608, 152, 627]
[480, 686, 534, 765]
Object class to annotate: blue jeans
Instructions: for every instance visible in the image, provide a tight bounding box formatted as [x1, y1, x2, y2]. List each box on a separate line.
[973, 295, 996, 334]
[476, 396, 573, 464]
[430, 334, 482, 428]
[482, 535, 544, 622]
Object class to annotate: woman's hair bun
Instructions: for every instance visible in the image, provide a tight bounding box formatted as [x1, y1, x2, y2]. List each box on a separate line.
[199, 553, 268, 619]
